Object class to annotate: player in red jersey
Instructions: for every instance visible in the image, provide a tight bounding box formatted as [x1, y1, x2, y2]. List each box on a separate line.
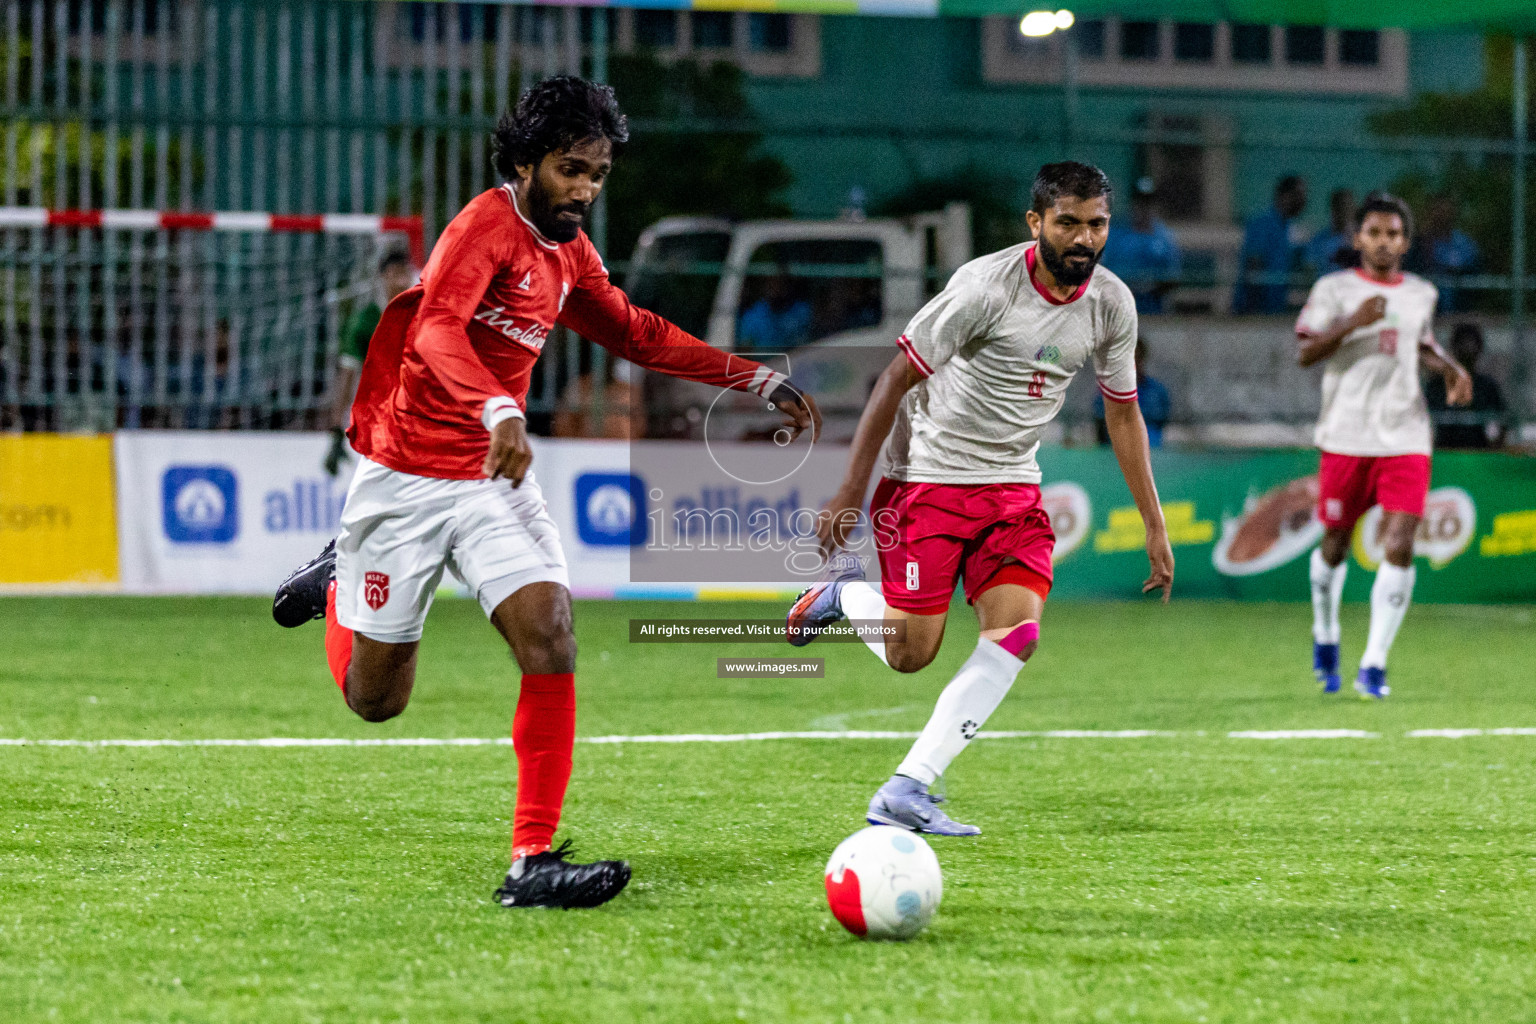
[272, 78, 820, 908]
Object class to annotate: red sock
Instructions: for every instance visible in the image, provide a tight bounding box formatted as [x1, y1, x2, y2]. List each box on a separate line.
[510, 672, 576, 860]
[323, 580, 353, 697]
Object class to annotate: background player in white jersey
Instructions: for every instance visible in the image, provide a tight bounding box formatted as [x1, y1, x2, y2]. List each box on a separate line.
[785, 162, 1174, 835]
[1295, 191, 1472, 700]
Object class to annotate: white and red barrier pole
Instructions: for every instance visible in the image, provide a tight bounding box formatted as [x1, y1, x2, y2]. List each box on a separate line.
[0, 208, 425, 266]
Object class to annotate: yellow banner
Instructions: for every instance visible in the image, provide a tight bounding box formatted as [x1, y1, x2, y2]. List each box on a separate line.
[0, 434, 119, 584]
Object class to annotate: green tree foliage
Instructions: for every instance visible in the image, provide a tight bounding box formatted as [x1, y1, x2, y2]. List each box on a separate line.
[1368, 37, 1531, 281]
[871, 166, 1025, 258]
[602, 53, 792, 259]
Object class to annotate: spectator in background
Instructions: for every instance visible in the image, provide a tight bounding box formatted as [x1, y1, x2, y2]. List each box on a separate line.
[1305, 188, 1357, 274]
[1096, 337, 1171, 447]
[324, 250, 416, 474]
[737, 267, 811, 350]
[1101, 177, 1183, 314]
[554, 357, 641, 440]
[1426, 322, 1505, 448]
[1234, 175, 1307, 314]
[1412, 195, 1480, 312]
[182, 320, 241, 429]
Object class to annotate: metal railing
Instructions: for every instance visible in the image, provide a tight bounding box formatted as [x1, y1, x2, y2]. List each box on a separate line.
[0, 1, 1531, 435]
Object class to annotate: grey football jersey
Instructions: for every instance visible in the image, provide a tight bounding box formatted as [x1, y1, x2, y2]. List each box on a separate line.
[886, 243, 1139, 484]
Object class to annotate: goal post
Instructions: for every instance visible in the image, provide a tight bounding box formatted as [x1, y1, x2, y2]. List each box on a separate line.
[0, 208, 423, 431]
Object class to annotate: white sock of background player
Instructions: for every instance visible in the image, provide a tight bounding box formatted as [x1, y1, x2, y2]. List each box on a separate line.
[837, 580, 892, 667]
[1362, 562, 1415, 670]
[895, 623, 1036, 785]
[1309, 548, 1347, 645]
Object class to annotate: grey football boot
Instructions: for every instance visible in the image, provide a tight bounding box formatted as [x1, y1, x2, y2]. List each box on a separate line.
[785, 553, 866, 647]
[866, 774, 981, 836]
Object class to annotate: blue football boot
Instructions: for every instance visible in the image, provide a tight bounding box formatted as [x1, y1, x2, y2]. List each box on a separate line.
[785, 553, 864, 648]
[866, 775, 981, 837]
[1355, 666, 1390, 701]
[1313, 641, 1341, 694]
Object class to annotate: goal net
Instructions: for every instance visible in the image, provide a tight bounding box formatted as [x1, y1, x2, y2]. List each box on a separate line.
[0, 209, 422, 431]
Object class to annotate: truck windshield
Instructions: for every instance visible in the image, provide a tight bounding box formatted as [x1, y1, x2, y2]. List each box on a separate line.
[736, 239, 883, 351]
[626, 231, 731, 339]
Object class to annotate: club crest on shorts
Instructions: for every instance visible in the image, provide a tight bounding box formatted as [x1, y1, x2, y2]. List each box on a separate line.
[364, 571, 390, 611]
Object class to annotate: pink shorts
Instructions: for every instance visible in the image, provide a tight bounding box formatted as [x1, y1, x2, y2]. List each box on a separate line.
[870, 478, 1055, 615]
[1317, 451, 1431, 532]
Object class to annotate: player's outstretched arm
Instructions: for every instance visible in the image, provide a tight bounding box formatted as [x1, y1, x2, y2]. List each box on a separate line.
[559, 273, 821, 442]
[764, 378, 823, 443]
[818, 352, 922, 554]
[1420, 333, 1473, 407]
[1103, 398, 1174, 602]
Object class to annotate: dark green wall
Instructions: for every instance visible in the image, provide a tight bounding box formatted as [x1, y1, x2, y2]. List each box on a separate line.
[743, 19, 1487, 238]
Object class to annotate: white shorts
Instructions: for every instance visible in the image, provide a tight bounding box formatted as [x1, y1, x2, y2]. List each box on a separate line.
[335, 457, 570, 643]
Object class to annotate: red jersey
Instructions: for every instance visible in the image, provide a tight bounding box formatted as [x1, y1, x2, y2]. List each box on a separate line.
[349, 185, 786, 479]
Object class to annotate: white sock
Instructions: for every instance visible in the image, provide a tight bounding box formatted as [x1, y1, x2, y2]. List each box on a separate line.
[1361, 562, 1415, 670]
[838, 580, 891, 667]
[1309, 548, 1347, 645]
[895, 638, 1024, 786]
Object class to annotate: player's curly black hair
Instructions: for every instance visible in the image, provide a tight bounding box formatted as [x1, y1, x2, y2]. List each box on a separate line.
[1355, 190, 1414, 240]
[492, 76, 629, 179]
[1031, 161, 1113, 215]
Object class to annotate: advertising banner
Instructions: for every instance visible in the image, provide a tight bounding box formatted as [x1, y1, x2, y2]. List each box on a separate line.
[109, 431, 1536, 603]
[1036, 447, 1536, 604]
[0, 434, 119, 586]
[115, 432, 357, 594]
[560, 441, 1536, 604]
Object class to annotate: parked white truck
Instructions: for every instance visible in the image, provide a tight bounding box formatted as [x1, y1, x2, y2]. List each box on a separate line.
[622, 203, 972, 438]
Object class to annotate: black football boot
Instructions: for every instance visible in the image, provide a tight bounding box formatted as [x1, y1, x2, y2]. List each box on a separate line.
[271, 538, 337, 627]
[494, 841, 631, 909]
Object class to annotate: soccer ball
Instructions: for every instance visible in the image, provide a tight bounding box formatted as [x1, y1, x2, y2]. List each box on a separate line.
[824, 825, 943, 940]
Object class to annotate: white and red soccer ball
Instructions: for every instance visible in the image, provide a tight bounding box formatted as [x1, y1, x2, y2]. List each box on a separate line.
[824, 825, 943, 940]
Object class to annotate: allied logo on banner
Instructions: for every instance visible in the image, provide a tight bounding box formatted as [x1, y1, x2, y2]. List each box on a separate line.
[575, 472, 647, 546]
[364, 571, 390, 610]
[162, 465, 239, 544]
[263, 476, 348, 534]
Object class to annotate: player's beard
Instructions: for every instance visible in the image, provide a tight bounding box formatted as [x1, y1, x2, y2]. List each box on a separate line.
[1036, 233, 1102, 288]
[525, 174, 589, 244]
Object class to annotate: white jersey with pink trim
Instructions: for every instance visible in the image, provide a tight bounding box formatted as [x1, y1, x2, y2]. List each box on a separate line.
[886, 242, 1139, 484]
[1295, 268, 1437, 457]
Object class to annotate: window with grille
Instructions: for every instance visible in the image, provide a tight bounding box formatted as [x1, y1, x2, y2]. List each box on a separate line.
[983, 19, 1404, 96]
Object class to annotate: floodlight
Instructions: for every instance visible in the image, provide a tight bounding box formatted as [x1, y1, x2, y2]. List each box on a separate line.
[1020, 11, 1057, 36]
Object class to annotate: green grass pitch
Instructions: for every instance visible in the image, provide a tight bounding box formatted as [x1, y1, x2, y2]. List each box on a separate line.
[3, 596, 1536, 1023]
